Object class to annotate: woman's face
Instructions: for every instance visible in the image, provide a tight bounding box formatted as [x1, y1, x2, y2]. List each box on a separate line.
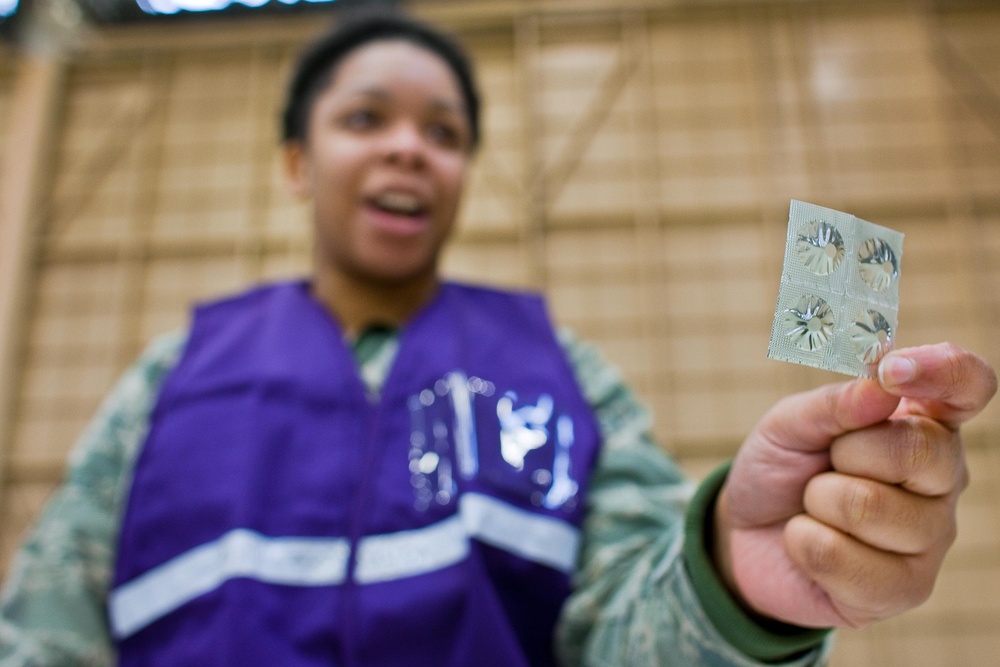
[285, 39, 472, 288]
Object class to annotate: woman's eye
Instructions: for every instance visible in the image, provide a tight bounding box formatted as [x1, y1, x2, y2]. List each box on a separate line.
[344, 109, 379, 130]
[426, 122, 462, 147]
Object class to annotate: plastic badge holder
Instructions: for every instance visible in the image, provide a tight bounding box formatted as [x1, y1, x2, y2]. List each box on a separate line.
[767, 200, 904, 378]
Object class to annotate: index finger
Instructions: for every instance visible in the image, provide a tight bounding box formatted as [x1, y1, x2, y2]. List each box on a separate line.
[878, 343, 997, 429]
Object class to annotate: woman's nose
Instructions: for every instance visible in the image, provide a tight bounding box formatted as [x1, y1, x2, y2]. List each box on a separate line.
[382, 122, 427, 168]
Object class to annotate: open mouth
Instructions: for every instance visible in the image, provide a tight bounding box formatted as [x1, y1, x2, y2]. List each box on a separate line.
[370, 191, 428, 217]
[365, 190, 431, 237]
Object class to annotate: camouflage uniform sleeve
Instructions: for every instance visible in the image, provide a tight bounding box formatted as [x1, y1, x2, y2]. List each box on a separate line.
[554, 329, 831, 667]
[0, 332, 187, 667]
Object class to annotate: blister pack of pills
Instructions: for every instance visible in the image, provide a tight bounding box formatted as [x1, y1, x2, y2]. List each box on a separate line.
[767, 200, 904, 378]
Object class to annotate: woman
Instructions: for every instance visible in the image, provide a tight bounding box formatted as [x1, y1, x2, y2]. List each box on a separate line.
[1, 8, 994, 667]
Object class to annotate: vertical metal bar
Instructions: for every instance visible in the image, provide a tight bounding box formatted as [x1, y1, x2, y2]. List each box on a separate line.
[514, 12, 548, 290]
[624, 9, 675, 451]
[245, 44, 277, 283]
[115, 52, 172, 368]
[0, 54, 66, 507]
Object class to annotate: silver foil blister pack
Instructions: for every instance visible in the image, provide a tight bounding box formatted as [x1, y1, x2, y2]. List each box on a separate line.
[767, 200, 904, 378]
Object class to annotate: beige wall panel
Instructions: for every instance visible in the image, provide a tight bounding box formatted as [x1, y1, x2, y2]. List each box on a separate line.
[659, 177, 759, 214]
[656, 217, 787, 445]
[457, 34, 525, 236]
[893, 213, 987, 413]
[550, 178, 636, 223]
[833, 630, 960, 667]
[138, 255, 257, 342]
[440, 241, 532, 289]
[589, 333, 656, 392]
[546, 227, 652, 273]
[835, 167, 949, 207]
[258, 242, 313, 283]
[647, 11, 753, 66]
[44, 63, 148, 250]
[658, 127, 760, 169]
[667, 333, 718, 376]
[961, 636, 1000, 667]
[678, 454, 730, 481]
[531, 23, 644, 225]
[547, 279, 645, 325]
[265, 155, 311, 240]
[716, 330, 776, 377]
[901, 271, 969, 324]
[11, 262, 129, 469]
[456, 174, 524, 234]
[671, 389, 729, 442]
[660, 222, 775, 277]
[810, 9, 917, 47]
[152, 47, 291, 247]
[957, 135, 1000, 201]
[0, 481, 60, 578]
[11, 406, 105, 471]
[660, 273, 773, 325]
[546, 160, 639, 224]
[925, 565, 1000, 619]
[644, 389, 675, 449]
[938, 10, 1000, 203]
[668, 379, 783, 444]
[262, 46, 309, 239]
[974, 217, 1000, 432]
[0, 59, 16, 175]
[543, 230, 659, 396]
[673, 387, 755, 442]
[800, 13, 955, 209]
[534, 24, 621, 79]
[954, 502, 1000, 559]
[648, 15, 767, 216]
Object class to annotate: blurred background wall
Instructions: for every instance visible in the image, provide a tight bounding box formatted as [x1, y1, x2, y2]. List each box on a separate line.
[1, 0, 998, 664]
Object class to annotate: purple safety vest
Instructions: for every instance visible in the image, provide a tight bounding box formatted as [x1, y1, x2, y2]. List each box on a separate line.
[110, 281, 601, 666]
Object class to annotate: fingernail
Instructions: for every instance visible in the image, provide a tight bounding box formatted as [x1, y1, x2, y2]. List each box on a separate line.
[879, 356, 917, 386]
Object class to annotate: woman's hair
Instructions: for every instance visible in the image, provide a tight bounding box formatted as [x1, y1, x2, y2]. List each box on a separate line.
[281, 6, 481, 150]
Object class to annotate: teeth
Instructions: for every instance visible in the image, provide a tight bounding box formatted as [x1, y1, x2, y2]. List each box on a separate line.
[375, 191, 422, 215]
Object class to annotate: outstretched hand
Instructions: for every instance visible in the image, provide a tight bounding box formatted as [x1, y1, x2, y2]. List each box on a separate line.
[714, 343, 997, 629]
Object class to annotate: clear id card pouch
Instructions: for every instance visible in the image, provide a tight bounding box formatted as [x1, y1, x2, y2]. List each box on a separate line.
[767, 200, 904, 379]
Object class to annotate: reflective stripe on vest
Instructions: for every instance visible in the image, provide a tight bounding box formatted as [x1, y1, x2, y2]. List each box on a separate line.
[109, 491, 580, 640]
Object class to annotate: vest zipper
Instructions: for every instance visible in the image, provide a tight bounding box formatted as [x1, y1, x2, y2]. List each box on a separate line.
[340, 384, 385, 666]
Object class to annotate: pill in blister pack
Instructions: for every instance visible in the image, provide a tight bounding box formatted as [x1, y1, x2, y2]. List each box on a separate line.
[767, 200, 904, 378]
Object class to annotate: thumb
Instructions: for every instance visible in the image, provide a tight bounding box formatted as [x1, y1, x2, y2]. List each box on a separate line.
[728, 379, 900, 528]
[757, 378, 901, 455]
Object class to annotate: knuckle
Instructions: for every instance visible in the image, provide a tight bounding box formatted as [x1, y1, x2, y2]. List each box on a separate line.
[846, 563, 928, 625]
[845, 480, 882, 526]
[893, 419, 934, 482]
[801, 528, 842, 576]
[934, 342, 966, 401]
[933, 497, 961, 550]
[941, 342, 997, 410]
[896, 498, 926, 544]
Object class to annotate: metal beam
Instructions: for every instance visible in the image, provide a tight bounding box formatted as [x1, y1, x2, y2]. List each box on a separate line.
[0, 53, 65, 496]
